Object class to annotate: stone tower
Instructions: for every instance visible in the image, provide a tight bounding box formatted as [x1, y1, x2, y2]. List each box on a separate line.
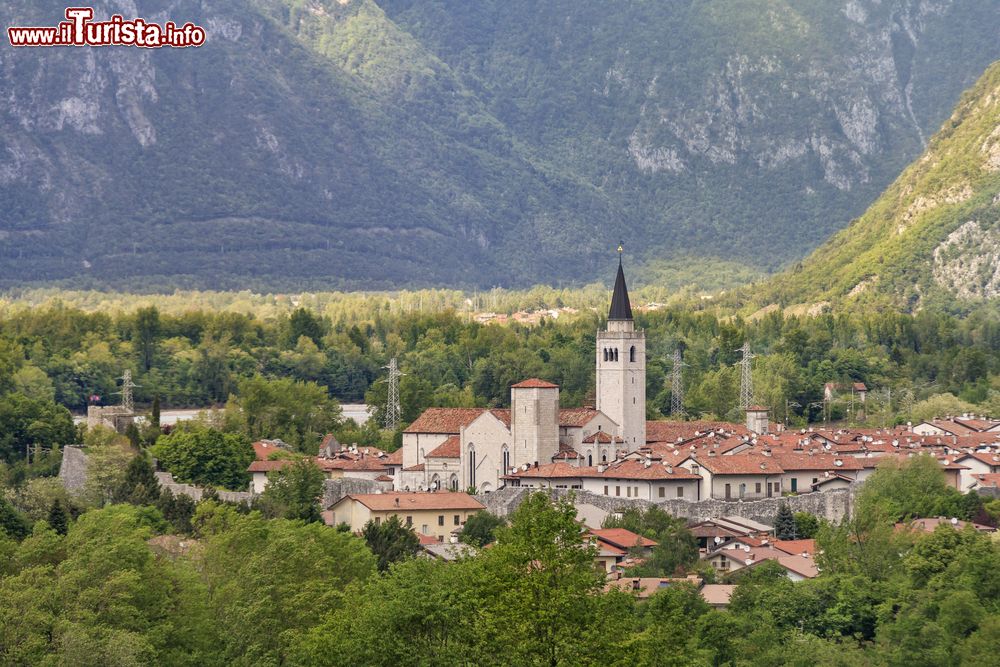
[596, 253, 646, 449]
[510, 379, 560, 467]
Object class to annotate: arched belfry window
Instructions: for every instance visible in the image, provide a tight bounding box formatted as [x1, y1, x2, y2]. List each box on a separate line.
[502, 445, 510, 474]
[613, 348, 619, 362]
[603, 348, 608, 362]
[630, 346, 636, 362]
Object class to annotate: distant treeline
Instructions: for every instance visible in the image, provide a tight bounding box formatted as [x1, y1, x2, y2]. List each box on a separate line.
[1, 293, 999, 436]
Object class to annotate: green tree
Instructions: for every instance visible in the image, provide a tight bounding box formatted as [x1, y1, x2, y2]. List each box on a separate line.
[459, 510, 505, 547]
[774, 502, 797, 539]
[115, 454, 161, 506]
[151, 395, 161, 428]
[257, 459, 324, 522]
[46, 499, 69, 536]
[0, 393, 75, 465]
[133, 306, 160, 371]
[0, 496, 31, 540]
[362, 514, 420, 571]
[151, 424, 253, 491]
[603, 505, 698, 576]
[224, 376, 342, 452]
[794, 511, 820, 538]
[82, 427, 134, 506]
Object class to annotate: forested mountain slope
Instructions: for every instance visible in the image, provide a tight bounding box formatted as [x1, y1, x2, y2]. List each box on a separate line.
[2, 0, 999, 289]
[751, 60, 1000, 312]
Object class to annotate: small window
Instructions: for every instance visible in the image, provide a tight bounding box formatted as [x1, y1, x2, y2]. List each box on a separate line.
[438, 515, 444, 526]
[630, 346, 636, 362]
[406, 516, 413, 526]
[755, 483, 761, 493]
[421, 524, 428, 534]
[676, 486, 684, 498]
[658, 487, 665, 498]
[616, 486, 621, 497]
[454, 515, 460, 526]
[604, 485, 609, 495]
[627, 487, 632, 498]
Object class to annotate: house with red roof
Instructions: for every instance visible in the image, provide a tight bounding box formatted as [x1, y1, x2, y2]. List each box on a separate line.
[324, 492, 485, 542]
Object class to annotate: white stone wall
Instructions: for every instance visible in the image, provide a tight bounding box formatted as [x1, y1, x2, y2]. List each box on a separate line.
[511, 387, 560, 471]
[460, 411, 512, 493]
[401, 432, 448, 469]
[596, 322, 646, 449]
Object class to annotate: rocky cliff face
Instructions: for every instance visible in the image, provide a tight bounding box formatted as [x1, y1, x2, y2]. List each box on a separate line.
[750, 59, 1000, 310]
[2, 0, 999, 289]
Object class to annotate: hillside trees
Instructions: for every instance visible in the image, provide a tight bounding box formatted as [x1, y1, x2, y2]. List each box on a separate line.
[151, 424, 254, 491]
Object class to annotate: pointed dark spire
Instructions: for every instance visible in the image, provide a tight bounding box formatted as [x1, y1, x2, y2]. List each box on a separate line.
[609, 245, 633, 321]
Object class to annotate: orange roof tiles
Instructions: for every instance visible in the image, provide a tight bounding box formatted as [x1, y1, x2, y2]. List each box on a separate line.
[404, 408, 489, 434]
[583, 431, 623, 444]
[691, 453, 784, 475]
[598, 459, 702, 481]
[772, 539, 817, 556]
[426, 435, 461, 459]
[511, 378, 559, 389]
[771, 452, 863, 471]
[590, 528, 657, 550]
[558, 408, 601, 427]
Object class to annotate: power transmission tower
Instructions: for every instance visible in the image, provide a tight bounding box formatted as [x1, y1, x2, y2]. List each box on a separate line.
[384, 358, 402, 431]
[738, 342, 755, 410]
[670, 348, 686, 417]
[116, 370, 138, 415]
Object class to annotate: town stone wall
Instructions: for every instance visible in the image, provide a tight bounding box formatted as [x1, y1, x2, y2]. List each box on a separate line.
[155, 472, 253, 505]
[321, 478, 382, 509]
[476, 487, 853, 525]
[59, 446, 252, 504]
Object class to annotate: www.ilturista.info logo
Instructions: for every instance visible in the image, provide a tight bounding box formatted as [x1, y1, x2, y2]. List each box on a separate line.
[7, 7, 206, 48]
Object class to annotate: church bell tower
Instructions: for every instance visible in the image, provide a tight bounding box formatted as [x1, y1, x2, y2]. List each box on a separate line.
[596, 245, 646, 449]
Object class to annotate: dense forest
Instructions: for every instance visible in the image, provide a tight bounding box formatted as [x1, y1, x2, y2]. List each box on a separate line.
[1, 289, 1000, 476]
[1, 455, 999, 666]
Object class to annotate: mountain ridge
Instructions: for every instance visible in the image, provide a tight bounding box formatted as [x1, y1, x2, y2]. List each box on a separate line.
[747, 59, 1000, 312]
[2, 0, 1000, 290]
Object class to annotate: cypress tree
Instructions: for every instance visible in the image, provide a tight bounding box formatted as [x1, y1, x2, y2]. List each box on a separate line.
[151, 395, 161, 429]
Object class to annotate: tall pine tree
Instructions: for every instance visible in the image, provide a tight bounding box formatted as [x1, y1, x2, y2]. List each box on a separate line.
[115, 454, 161, 506]
[47, 499, 69, 535]
[774, 502, 797, 540]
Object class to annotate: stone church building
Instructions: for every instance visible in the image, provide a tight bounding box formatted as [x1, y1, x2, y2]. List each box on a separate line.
[397, 257, 645, 493]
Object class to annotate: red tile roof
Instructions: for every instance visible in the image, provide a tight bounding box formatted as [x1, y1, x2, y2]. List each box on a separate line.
[385, 449, 403, 466]
[583, 430, 623, 444]
[597, 459, 702, 481]
[252, 440, 289, 461]
[772, 539, 817, 556]
[426, 435, 461, 459]
[404, 408, 489, 434]
[559, 408, 602, 427]
[511, 378, 559, 389]
[342, 492, 485, 512]
[690, 453, 784, 475]
[771, 452, 863, 471]
[590, 528, 657, 550]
